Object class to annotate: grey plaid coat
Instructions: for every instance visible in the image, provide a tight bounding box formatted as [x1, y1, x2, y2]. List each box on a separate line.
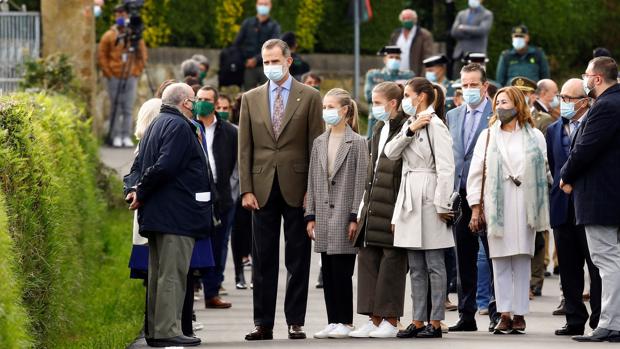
[306, 126, 369, 255]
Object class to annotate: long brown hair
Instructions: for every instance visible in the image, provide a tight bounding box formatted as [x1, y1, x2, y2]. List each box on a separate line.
[490, 86, 535, 127]
[325, 88, 360, 133]
[372, 81, 404, 109]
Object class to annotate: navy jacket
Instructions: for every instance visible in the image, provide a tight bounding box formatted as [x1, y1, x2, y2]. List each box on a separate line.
[130, 105, 213, 238]
[546, 117, 575, 228]
[560, 84, 620, 226]
[446, 99, 492, 192]
[233, 16, 281, 64]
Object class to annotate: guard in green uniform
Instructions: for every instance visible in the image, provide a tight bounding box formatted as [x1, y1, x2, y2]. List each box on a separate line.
[496, 25, 550, 86]
[365, 45, 414, 138]
[510, 76, 554, 135]
[423, 55, 455, 110]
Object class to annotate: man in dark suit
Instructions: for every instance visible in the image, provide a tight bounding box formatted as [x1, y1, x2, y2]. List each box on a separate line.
[548, 78, 601, 337]
[561, 57, 620, 342]
[449, 0, 493, 78]
[446, 63, 498, 332]
[239, 39, 324, 340]
[389, 8, 434, 76]
[127, 83, 212, 347]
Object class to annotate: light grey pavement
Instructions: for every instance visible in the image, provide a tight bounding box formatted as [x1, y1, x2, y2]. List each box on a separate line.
[101, 147, 610, 349]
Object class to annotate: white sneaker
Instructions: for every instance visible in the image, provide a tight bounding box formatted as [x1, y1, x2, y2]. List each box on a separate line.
[349, 320, 378, 338]
[112, 136, 122, 148]
[122, 136, 134, 148]
[314, 323, 338, 339]
[369, 319, 399, 338]
[192, 321, 204, 331]
[328, 323, 354, 338]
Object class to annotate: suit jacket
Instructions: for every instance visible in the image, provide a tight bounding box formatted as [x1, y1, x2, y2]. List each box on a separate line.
[546, 118, 573, 228]
[238, 78, 324, 208]
[389, 26, 434, 76]
[561, 84, 620, 226]
[305, 126, 369, 255]
[446, 100, 492, 192]
[450, 6, 493, 59]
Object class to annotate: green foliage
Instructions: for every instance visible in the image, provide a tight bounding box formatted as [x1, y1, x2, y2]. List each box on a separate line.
[0, 194, 32, 348]
[19, 54, 81, 98]
[0, 93, 142, 348]
[214, 0, 244, 47]
[295, 0, 324, 52]
[142, 0, 172, 48]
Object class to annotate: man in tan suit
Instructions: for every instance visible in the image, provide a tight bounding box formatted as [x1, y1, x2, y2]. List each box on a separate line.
[239, 39, 324, 341]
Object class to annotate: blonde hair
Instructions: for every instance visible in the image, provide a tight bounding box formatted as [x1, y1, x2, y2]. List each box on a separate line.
[324, 88, 360, 134]
[135, 98, 163, 140]
[490, 86, 534, 127]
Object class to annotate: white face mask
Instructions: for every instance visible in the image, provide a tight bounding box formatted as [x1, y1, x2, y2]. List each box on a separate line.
[263, 64, 286, 82]
[372, 105, 390, 122]
[512, 37, 526, 50]
[468, 0, 481, 8]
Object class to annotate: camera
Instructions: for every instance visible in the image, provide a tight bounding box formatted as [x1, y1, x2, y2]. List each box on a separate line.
[123, 0, 144, 49]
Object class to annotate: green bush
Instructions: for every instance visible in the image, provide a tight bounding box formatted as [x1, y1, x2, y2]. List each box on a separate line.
[0, 93, 142, 348]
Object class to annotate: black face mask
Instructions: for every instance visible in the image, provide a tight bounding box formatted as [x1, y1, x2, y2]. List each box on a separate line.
[497, 107, 517, 124]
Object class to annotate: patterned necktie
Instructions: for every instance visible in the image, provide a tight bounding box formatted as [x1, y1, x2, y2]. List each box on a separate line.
[272, 86, 284, 138]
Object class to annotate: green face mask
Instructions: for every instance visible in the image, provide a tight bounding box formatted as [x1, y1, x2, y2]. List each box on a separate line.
[199, 70, 207, 82]
[402, 20, 415, 30]
[313, 85, 321, 91]
[193, 100, 215, 117]
[218, 111, 230, 121]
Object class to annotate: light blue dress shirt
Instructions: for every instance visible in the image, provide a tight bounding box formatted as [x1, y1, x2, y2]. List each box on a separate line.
[269, 74, 293, 122]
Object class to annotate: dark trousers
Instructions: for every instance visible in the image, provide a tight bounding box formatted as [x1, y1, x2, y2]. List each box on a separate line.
[554, 202, 602, 330]
[453, 190, 498, 322]
[321, 253, 356, 324]
[232, 200, 252, 282]
[202, 208, 235, 299]
[182, 273, 194, 336]
[251, 178, 311, 327]
[445, 247, 457, 296]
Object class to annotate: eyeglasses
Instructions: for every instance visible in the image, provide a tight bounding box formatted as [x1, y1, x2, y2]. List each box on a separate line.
[559, 94, 587, 103]
[581, 73, 601, 80]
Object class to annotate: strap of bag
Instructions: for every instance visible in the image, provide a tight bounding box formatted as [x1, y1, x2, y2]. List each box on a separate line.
[480, 129, 491, 210]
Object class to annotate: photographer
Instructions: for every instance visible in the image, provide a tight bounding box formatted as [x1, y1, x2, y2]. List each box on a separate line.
[98, 4, 148, 148]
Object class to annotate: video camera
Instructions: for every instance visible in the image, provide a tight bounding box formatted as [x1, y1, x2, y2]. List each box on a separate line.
[122, 0, 144, 50]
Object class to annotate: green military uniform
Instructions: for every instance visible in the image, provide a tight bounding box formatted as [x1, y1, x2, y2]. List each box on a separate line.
[364, 67, 414, 138]
[531, 108, 554, 136]
[496, 46, 550, 87]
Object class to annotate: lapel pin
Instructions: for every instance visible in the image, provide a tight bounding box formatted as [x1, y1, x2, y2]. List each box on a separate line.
[296, 98, 301, 102]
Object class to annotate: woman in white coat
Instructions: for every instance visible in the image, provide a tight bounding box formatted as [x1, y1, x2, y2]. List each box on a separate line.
[467, 86, 550, 335]
[384, 77, 456, 339]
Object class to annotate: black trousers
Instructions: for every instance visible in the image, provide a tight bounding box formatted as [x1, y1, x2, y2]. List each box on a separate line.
[251, 177, 311, 327]
[554, 202, 602, 330]
[181, 273, 194, 336]
[453, 190, 498, 322]
[321, 253, 356, 324]
[232, 200, 252, 282]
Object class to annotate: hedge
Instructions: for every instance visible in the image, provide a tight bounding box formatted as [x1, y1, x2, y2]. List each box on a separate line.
[0, 93, 142, 348]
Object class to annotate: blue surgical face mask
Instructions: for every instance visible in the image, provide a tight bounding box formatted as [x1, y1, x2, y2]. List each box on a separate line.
[462, 88, 482, 106]
[93, 5, 102, 17]
[583, 77, 593, 97]
[425, 71, 438, 83]
[512, 37, 526, 51]
[263, 64, 285, 82]
[322, 108, 342, 126]
[372, 105, 390, 122]
[550, 95, 560, 109]
[386, 59, 400, 71]
[116, 17, 126, 27]
[402, 97, 417, 116]
[257, 5, 270, 16]
[560, 101, 576, 120]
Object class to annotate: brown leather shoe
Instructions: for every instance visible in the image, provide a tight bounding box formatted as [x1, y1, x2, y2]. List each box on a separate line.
[245, 326, 273, 341]
[493, 314, 512, 334]
[512, 315, 526, 333]
[205, 296, 232, 309]
[288, 325, 306, 339]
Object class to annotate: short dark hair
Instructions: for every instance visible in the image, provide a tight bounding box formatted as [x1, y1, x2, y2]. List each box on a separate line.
[460, 63, 487, 83]
[589, 56, 618, 83]
[301, 71, 322, 84]
[198, 85, 219, 100]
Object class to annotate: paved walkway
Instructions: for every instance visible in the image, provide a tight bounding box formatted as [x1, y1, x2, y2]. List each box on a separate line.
[101, 147, 609, 349]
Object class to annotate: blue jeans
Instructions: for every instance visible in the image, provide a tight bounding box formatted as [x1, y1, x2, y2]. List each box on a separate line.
[476, 238, 492, 310]
[202, 207, 236, 299]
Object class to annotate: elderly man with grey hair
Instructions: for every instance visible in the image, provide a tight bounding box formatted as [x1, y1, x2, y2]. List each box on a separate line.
[181, 59, 202, 86]
[192, 54, 210, 84]
[126, 82, 214, 347]
[389, 8, 434, 75]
